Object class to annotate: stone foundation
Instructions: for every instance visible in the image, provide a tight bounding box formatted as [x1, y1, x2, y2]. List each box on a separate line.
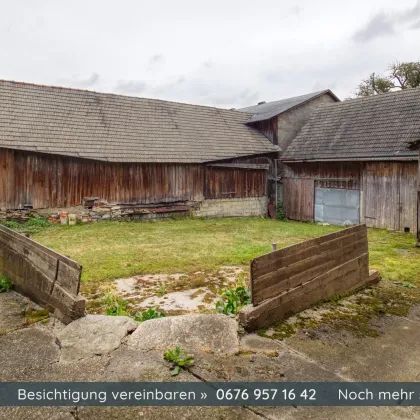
[1, 197, 268, 223]
[196, 197, 268, 218]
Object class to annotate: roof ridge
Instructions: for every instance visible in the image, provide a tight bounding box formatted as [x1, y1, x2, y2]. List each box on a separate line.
[0, 79, 253, 116]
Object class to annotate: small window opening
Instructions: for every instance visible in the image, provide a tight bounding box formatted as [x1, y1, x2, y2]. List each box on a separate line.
[404, 227, 410, 233]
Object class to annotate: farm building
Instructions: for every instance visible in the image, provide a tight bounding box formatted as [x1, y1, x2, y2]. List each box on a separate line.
[0, 80, 280, 221]
[281, 88, 420, 233]
[409, 139, 420, 244]
[238, 89, 339, 149]
[237, 89, 340, 204]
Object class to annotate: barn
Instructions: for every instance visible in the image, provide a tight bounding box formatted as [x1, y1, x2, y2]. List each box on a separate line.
[409, 139, 420, 243]
[281, 88, 420, 233]
[0, 80, 279, 221]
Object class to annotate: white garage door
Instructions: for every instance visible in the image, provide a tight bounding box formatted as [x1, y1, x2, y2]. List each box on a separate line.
[315, 188, 360, 226]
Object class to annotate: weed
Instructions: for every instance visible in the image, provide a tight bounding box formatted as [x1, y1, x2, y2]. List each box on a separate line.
[0, 221, 20, 229]
[103, 295, 130, 316]
[215, 285, 251, 315]
[393, 281, 416, 288]
[26, 215, 50, 228]
[156, 284, 167, 297]
[163, 346, 194, 376]
[276, 202, 287, 220]
[134, 307, 166, 322]
[0, 276, 13, 293]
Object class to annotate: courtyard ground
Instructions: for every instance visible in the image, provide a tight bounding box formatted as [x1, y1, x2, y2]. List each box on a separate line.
[28, 218, 420, 321]
[2, 218, 420, 419]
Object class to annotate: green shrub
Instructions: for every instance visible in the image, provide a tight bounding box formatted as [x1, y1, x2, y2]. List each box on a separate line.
[163, 346, 194, 376]
[0, 276, 13, 293]
[135, 307, 166, 322]
[26, 215, 50, 228]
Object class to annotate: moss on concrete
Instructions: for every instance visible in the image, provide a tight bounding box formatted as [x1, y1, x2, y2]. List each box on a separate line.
[24, 309, 49, 324]
[258, 282, 420, 340]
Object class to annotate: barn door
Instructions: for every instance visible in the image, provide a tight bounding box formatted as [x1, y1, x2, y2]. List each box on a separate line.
[364, 164, 399, 230]
[363, 162, 416, 232]
[283, 178, 314, 222]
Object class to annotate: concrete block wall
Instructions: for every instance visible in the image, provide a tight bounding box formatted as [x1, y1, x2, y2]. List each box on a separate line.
[196, 197, 268, 218]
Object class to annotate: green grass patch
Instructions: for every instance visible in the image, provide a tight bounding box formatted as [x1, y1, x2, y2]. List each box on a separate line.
[29, 219, 420, 287]
[31, 219, 341, 282]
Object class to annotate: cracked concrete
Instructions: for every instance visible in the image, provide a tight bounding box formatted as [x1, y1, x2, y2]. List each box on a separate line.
[2, 290, 420, 419]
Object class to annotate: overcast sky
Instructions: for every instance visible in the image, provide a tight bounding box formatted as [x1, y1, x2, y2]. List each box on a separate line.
[1, 0, 419, 108]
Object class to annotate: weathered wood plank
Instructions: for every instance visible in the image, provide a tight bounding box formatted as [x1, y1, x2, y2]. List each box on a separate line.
[252, 225, 366, 278]
[0, 225, 81, 270]
[56, 260, 81, 295]
[240, 255, 377, 331]
[252, 238, 368, 304]
[0, 224, 84, 324]
[250, 225, 367, 304]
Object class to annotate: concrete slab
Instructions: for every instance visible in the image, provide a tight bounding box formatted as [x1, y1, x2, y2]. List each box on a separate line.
[78, 406, 260, 420]
[0, 407, 75, 420]
[251, 405, 418, 420]
[127, 314, 239, 355]
[56, 315, 138, 362]
[190, 348, 340, 382]
[0, 291, 41, 333]
[0, 327, 60, 381]
[102, 346, 200, 382]
[283, 316, 420, 381]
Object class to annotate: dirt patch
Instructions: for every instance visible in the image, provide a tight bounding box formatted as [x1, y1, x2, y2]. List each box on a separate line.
[82, 267, 248, 315]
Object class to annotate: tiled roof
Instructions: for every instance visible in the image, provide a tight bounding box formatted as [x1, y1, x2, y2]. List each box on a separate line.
[282, 88, 420, 161]
[0, 80, 279, 163]
[237, 90, 339, 123]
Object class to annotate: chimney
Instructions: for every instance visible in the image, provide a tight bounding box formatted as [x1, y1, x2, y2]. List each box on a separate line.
[258, 101, 266, 105]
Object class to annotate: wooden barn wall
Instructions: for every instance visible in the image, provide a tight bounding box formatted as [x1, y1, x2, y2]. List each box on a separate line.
[282, 162, 361, 222]
[282, 161, 418, 233]
[0, 148, 205, 209]
[204, 167, 266, 199]
[362, 161, 418, 233]
[283, 162, 361, 189]
[418, 154, 420, 242]
[250, 118, 278, 145]
[0, 148, 269, 210]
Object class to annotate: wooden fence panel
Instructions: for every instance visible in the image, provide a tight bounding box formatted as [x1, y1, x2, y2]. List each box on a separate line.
[240, 224, 379, 331]
[0, 225, 85, 323]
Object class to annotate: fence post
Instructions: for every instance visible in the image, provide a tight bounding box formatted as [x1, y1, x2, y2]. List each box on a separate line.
[271, 243, 277, 252]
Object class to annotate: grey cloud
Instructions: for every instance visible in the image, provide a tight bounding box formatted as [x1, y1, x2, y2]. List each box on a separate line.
[203, 60, 213, 68]
[204, 89, 259, 107]
[352, 13, 395, 42]
[411, 20, 420, 28]
[151, 76, 187, 94]
[352, 1, 420, 42]
[114, 80, 147, 94]
[396, 0, 420, 22]
[149, 54, 164, 66]
[289, 5, 302, 16]
[60, 72, 100, 88]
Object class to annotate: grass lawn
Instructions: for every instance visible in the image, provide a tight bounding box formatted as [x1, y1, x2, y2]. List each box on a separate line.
[30, 218, 420, 285]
